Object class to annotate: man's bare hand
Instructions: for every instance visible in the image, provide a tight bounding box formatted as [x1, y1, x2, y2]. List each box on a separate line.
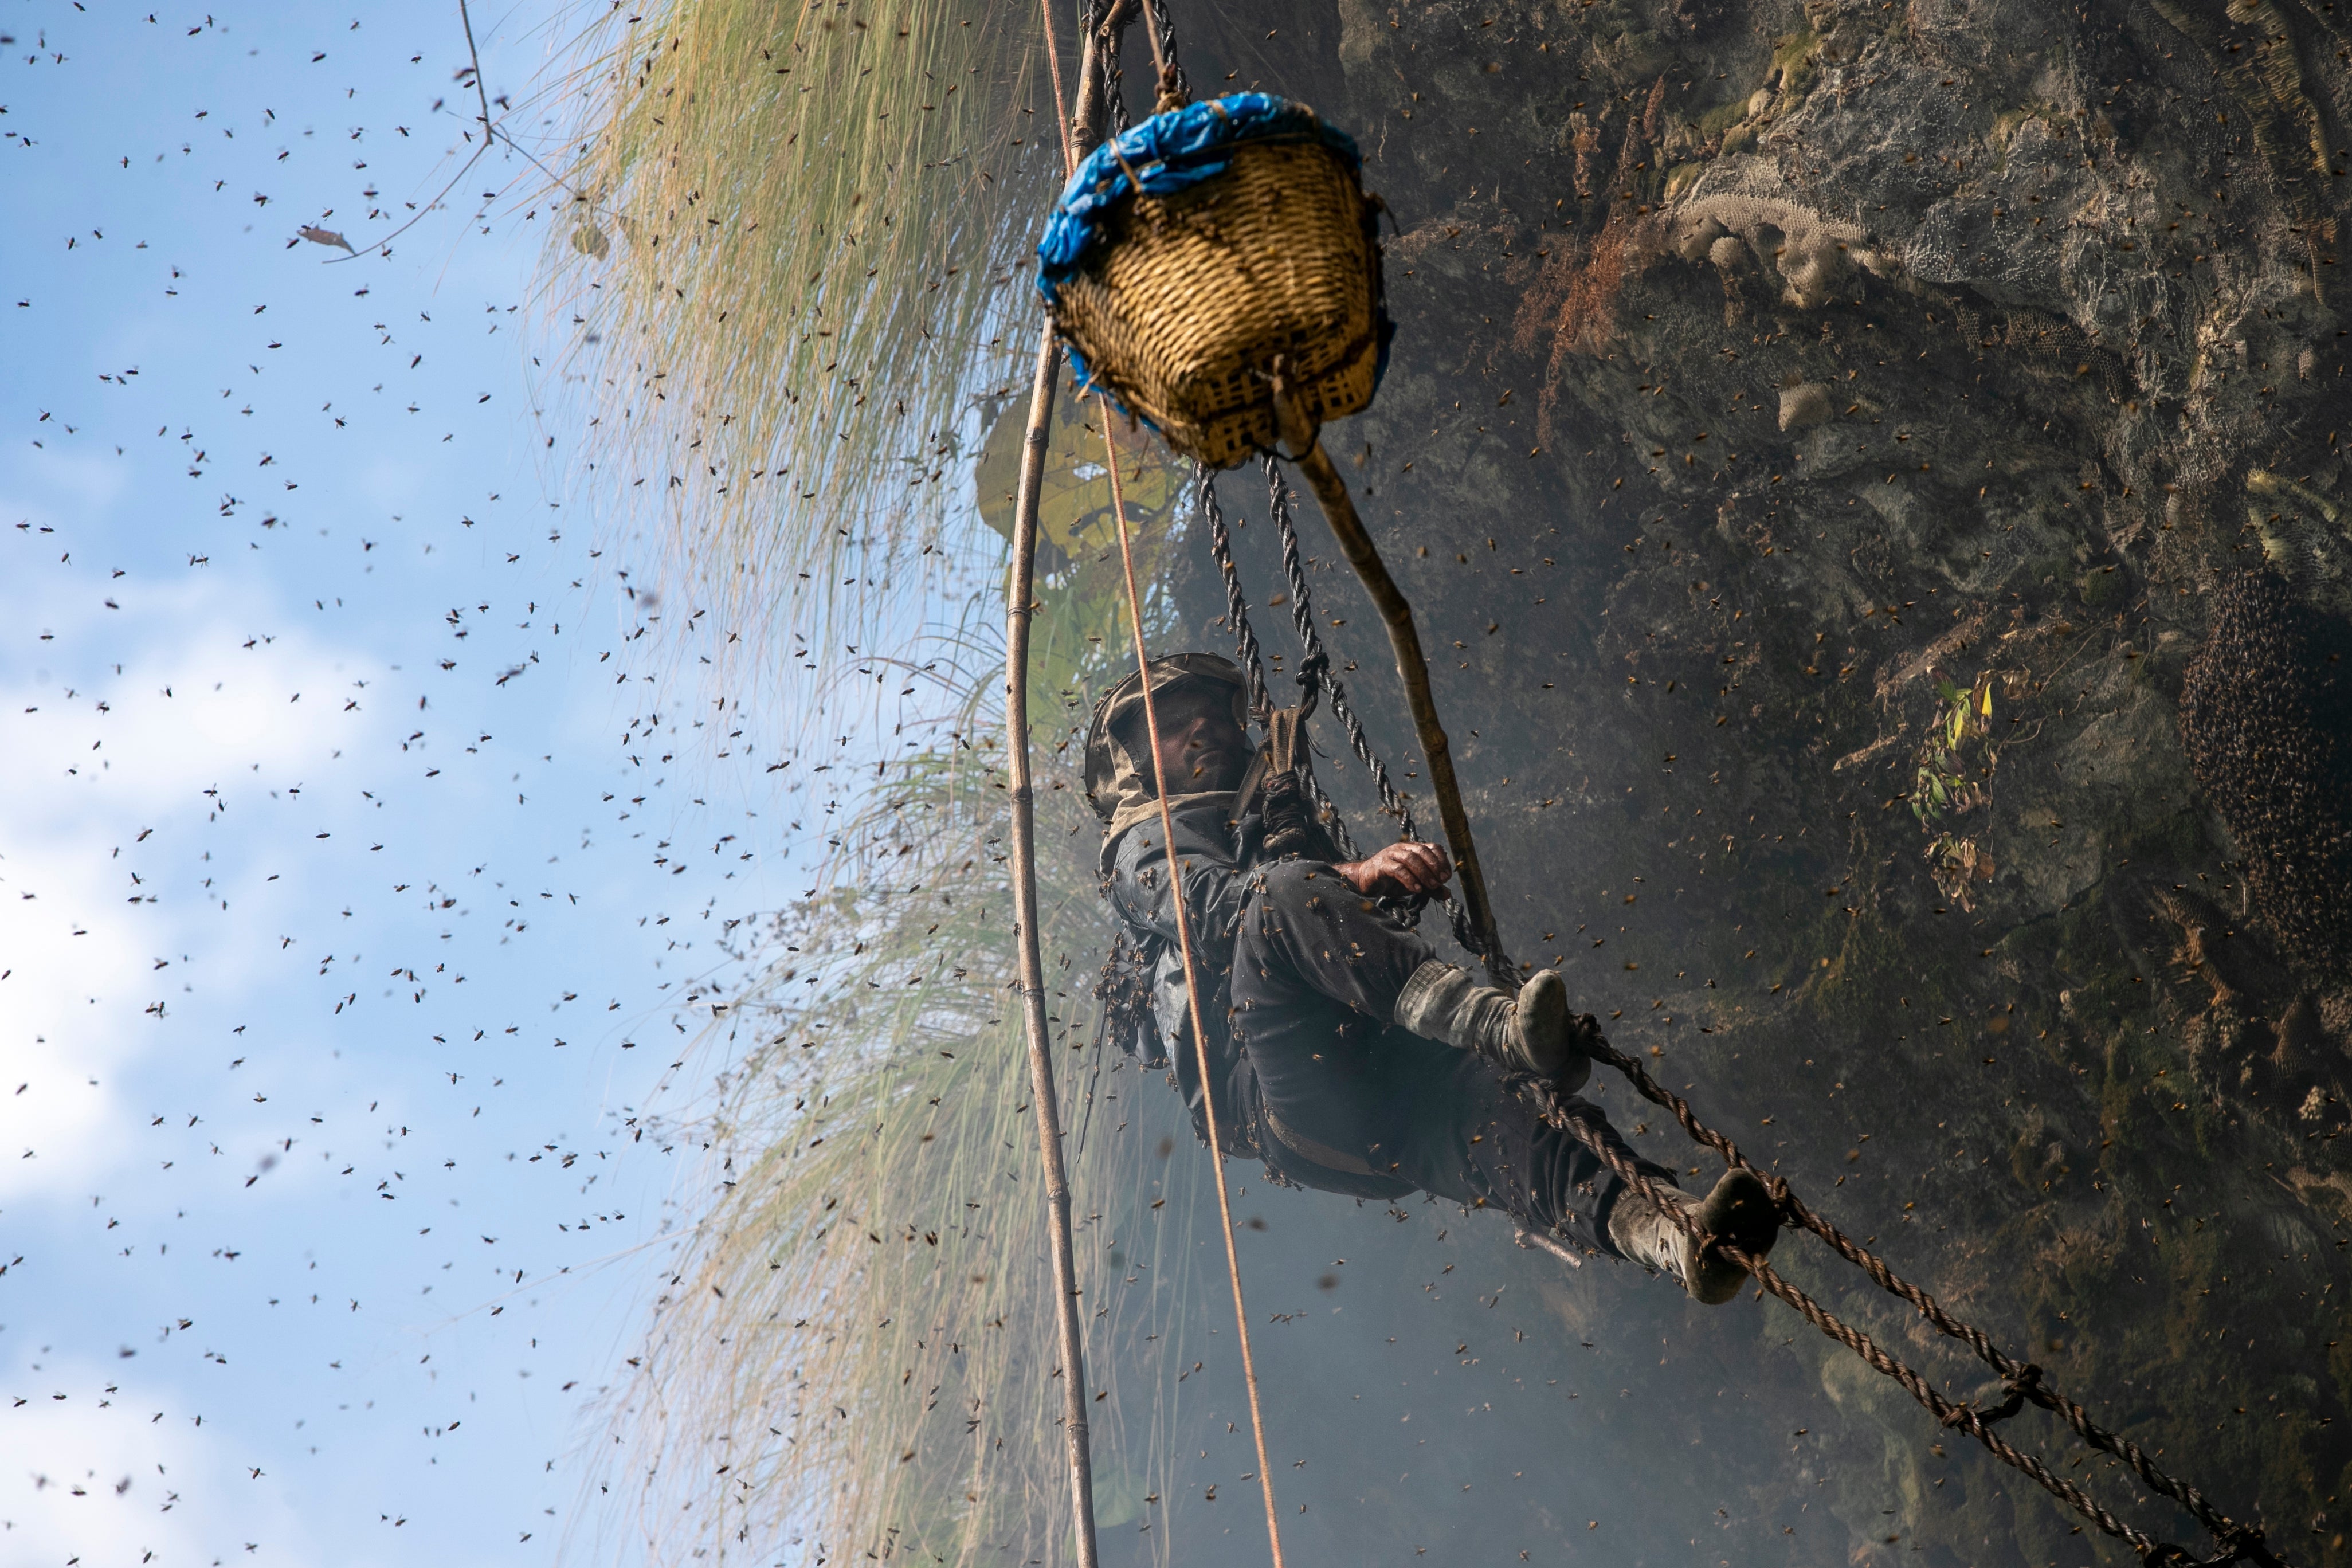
[1334, 841, 1453, 899]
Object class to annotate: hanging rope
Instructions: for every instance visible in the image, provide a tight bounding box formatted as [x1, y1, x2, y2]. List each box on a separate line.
[1200, 471, 1367, 866]
[1142, 0, 1189, 111]
[1527, 1049, 2287, 1566]
[1099, 424, 1291, 1568]
[1205, 457, 1508, 974]
[1061, 9, 1288, 1564]
[1268, 459, 1516, 965]
[1090, 0, 1132, 138]
[1199, 478, 1275, 726]
[1262, 460, 1420, 846]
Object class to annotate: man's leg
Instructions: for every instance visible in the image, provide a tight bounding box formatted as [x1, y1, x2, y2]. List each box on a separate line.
[1231, 857, 1589, 1082]
[1229, 860, 1616, 1208]
[1228, 860, 1437, 1162]
[1382, 1037, 1779, 1300]
[1231, 859, 1432, 1020]
[1230, 863, 1781, 1295]
[1369, 1032, 1660, 1252]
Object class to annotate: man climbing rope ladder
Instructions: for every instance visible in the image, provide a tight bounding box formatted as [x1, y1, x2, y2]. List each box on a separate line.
[1087, 652, 1782, 1300]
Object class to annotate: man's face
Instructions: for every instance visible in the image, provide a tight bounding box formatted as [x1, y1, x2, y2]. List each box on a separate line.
[1139, 684, 1252, 795]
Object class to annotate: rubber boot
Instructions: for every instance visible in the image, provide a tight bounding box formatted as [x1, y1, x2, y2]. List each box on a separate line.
[1605, 1167, 1779, 1306]
[1393, 962, 1591, 1092]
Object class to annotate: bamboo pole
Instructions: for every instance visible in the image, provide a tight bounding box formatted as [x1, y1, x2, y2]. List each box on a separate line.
[1288, 437, 1505, 972]
[1001, 11, 1126, 1565]
[1005, 331, 1097, 1568]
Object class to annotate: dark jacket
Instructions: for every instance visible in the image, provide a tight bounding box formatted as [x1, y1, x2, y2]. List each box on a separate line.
[1103, 797, 1264, 1158]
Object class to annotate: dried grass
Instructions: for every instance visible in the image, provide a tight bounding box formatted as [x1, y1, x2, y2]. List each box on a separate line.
[560, 494, 1204, 1565]
[542, 0, 1059, 689]
[531, 9, 1228, 1556]
[569, 641, 1212, 1566]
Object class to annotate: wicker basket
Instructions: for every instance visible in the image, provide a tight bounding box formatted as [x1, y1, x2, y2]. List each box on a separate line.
[1048, 138, 1384, 470]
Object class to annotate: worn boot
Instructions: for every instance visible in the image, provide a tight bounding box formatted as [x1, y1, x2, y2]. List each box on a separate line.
[1394, 962, 1591, 1092]
[1605, 1167, 1779, 1305]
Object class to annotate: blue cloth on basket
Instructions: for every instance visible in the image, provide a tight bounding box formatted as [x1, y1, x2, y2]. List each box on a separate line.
[1035, 93, 1388, 422]
[1037, 94, 1359, 297]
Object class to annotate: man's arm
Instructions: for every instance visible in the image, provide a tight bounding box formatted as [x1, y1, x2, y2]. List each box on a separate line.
[1333, 840, 1452, 899]
[1107, 818, 1252, 946]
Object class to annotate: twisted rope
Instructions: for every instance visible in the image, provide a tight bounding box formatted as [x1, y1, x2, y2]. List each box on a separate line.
[1202, 472, 1361, 863]
[1205, 465, 2279, 1562]
[1742, 1248, 2162, 1554]
[1531, 1073, 2161, 1551]
[1204, 475, 1373, 860]
[1263, 460, 1421, 840]
[1269, 461, 1516, 974]
[1143, 0, 1189, 111]
[1200, 476, 1273, 724]
[1570, 1036, 2279, 1562]
[1098, 0, 1131, 138]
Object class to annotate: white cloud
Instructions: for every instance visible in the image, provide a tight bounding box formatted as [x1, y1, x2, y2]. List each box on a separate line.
[0, 1358, 315, 1566]
[6, 445, 130, 520]
[0, 572, 389, 1198]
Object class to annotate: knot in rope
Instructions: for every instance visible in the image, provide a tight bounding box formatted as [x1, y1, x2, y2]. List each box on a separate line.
[2142, 1527, 2273, 1568]
[1941, 1362, 2041, 1429]
[1152, 65, 1189, 115]
[1295, 648, 1328, 705]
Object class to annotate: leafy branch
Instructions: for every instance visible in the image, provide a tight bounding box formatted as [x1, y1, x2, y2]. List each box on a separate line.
[1912, 672, 1998, 910]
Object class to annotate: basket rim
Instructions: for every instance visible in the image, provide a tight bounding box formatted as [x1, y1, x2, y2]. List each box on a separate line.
[1037, 93, 1361, 299]
[1036, 97, 1395, 461]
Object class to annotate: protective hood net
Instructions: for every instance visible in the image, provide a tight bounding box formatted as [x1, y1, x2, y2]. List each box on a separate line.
[1083, 652, 1255, 847]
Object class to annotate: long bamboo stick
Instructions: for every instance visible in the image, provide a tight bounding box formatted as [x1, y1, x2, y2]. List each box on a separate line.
[1006, 330, 1096, 1568]
[1067, 6, 1288, 1542]
[1289, 437, 1504, 973]
[1002, 11, 1124, 1565]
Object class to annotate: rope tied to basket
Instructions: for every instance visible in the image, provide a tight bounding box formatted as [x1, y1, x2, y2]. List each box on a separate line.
[1142, 0, 1187, 112]
[1152, 62, 1187, 116]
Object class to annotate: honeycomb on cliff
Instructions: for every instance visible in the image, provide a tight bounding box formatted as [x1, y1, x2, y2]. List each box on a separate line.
[2179, 569, 2352, 965]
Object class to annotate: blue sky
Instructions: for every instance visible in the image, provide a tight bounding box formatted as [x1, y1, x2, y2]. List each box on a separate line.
[0, 5, 828, 1562]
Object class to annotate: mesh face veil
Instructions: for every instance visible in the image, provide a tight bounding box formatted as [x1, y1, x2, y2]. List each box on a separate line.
[1083, 652, 1253, 833]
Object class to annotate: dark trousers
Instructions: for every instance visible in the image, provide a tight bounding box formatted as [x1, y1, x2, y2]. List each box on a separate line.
[1227, 860, 1649, 1253]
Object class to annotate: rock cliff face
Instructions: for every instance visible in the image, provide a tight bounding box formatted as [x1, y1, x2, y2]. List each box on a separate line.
[1140, 1, 2352, 1562]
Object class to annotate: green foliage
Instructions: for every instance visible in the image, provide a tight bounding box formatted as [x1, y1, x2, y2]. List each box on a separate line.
[973, 369, 1190, 721]
[1911, 673, 1996, 910]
